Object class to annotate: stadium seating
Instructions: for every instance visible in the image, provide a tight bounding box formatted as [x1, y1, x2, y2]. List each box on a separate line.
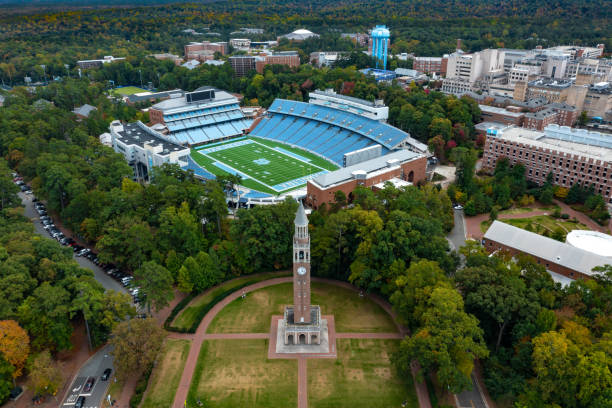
[250, 98, 417, 165]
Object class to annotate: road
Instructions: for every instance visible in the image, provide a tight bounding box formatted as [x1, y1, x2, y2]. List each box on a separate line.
[446, 209, 489, 408]
[447, 208, 467, 251]
[19, 192, 126, 294]
[19, 191, 124, 408]
[61, 345, 115, 408]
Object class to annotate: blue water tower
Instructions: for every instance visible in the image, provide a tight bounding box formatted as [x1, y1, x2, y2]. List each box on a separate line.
[371, 25, 390, 70]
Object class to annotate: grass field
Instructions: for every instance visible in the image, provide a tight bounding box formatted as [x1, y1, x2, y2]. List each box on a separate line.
[190, 137, 338, 195]
[481, 215, 589, 239]
[111, 86, 148, 96]
[140, 339, 191, 408]
[171, 271, 290, 331]
[207, 282, 397, 334]
[309, 339, 417, 408]
[188, 339, 297, 407]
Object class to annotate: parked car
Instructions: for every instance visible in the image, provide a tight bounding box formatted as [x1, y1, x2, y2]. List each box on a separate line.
[101, 368, 112, 381]
[75, 396, 85, 408]
[77, 248, 90, 257]
[73, 245, 84, 253]
[83, 377, 95, 393]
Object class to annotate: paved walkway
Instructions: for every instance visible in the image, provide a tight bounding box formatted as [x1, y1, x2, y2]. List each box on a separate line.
[465, 201, 611, 240]
[169, 277, 432, 408]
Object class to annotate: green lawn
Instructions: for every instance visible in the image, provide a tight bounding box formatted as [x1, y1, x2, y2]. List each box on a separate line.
[171, 271, 290, 331]
[189, 137, 338, 195]
[140, 339, 191, 408]
[498, 205, 560, 216]
[111, 86, 148, 96]
[207, 282, 398, 334]
[481, 215, 589, 239]
[188, 339, 297, 407]
[309, 339, 417, 408]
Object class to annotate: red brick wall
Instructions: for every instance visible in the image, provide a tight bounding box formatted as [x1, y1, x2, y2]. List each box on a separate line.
[482, 135, 612, 202]
[149, 108, 164, 125]
[306, 156, 427, 208]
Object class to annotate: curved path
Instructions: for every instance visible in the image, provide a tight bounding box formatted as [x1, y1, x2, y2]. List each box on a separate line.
[170, 277, 431, 408]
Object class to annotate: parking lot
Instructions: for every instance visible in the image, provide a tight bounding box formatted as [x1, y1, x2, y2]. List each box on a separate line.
[61, 345, 115, 408]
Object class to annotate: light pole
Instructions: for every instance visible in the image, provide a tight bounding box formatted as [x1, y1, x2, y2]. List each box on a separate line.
[64, 64, 70, 78]
[139, 69, 143, 89]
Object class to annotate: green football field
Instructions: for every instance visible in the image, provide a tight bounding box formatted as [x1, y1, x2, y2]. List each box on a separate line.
[111, 86, 148, 96]
[190, 138, 338, 195]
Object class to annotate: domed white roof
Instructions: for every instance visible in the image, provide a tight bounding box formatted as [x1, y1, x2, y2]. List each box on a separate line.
[566, 230, 612, 258]
[293, 29, 314, 35]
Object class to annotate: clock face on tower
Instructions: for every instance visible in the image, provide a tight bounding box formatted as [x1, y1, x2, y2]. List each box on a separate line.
[297, 266, 307, 275]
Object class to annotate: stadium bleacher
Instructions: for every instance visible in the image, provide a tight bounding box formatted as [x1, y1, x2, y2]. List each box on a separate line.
[250, 99, 427, 165]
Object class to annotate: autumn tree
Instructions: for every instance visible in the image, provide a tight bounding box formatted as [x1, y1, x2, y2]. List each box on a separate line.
[0, 320, 29, 381]
[28, 351, 62, 396]
[109, 318, 165, 382]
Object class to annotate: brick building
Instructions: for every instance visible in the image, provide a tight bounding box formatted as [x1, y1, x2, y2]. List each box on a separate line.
[483, 221, 611, 283]
[413, 57, 447, 75]
[230, 52, 300, 77]
[306, 150, 427, 208]
[482, 125, 612, 203]
[184, 41, 229, 60]
[479, 105, 525, 126]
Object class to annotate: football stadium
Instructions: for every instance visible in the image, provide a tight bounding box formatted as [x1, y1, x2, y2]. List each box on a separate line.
[183, 89, 428, 201]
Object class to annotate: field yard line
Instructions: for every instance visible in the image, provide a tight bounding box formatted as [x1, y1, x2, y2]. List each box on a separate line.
[249, 139, 327, 172]
[194, 150, 280, 192]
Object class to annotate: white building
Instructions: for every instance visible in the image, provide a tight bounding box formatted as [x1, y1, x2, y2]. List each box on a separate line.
[109, 121, 190, 181]
[442, 49, 505, 95]
[308, 89, 389, 122]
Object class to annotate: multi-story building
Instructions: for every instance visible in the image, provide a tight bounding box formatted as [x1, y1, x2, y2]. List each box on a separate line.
[479, 105, 525, 126]
[229, 56, 256, 77]
[76, 55, 125, 69]
[413, 57, 446, 75]
[525, 79, 576, 103]
[306, 150, 427, 208]
[583, 82, 612, 121]
[256, 51, 300, 73]
[340, 32, 369, 47]
[310, 52, 346, 68]
[148, 87, 250, 146]
[184, 41, 229, 60]
[109, 120, 190, 181]
[229, 38, 251, 50]
[442, 49, 505, 95]
[482, 124, 612, 203]
[230, 52, 300, 76]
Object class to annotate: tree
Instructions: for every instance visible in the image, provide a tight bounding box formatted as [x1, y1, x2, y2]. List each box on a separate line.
[177, 251, 222, 294]
[134, 261, 174, 313]
[0, 357, 13, 404]
[456, 262, 533, 350]
[109, 318, 165, 382]
[28, 350, 63, 396]
[452, 147, 477, 193]
[395, 287, 489, 393]
[0, 320, 30, 380]
[578, 111, 588, 126]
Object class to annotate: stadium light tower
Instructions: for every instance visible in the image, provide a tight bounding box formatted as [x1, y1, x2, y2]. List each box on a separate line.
[370, 25, 390, 70]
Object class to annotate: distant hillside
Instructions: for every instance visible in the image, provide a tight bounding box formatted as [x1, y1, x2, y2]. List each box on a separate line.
[0, 0, 610, 19]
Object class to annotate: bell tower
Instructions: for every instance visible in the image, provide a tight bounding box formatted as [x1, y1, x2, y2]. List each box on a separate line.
[293, 200, 311, 323]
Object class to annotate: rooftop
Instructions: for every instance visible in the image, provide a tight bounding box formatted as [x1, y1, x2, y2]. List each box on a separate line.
[490, 125, 612, 161]
[484, 221, 610, 277]
[479, 104, 524, 118]
[310, 150, 423, 189]
[72, 104, 97, 117]
[115, 122, 188, 156]
[151, 87, 237, 113]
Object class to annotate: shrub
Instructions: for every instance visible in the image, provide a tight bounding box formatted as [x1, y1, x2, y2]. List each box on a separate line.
[551, 208, 561, 218]
[129, 363, 153, 408]
[560, 213, 570, 220]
